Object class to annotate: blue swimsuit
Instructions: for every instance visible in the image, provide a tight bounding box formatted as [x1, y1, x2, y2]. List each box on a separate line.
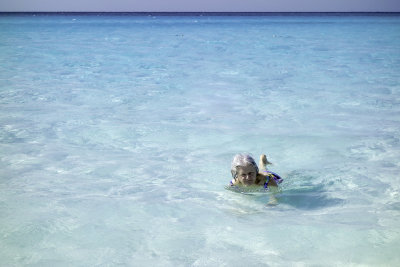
[230, 171, 283, 188]
[262, 171, 283, 189]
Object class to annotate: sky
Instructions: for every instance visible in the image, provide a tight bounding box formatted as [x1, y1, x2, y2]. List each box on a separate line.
[1, 0, 400, 12]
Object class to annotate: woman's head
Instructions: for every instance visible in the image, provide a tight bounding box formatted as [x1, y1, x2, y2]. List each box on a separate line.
[231, 154, 259, 186]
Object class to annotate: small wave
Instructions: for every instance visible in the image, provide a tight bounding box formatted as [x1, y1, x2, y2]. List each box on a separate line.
[224, 185, 272, 195]
[277, 170, 344, 210]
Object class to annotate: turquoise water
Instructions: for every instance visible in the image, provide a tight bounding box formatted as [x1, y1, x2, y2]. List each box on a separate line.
[1, 13, 400, 266]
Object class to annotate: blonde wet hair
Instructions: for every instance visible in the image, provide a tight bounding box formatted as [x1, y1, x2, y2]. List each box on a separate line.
[230, 154, 259, 178]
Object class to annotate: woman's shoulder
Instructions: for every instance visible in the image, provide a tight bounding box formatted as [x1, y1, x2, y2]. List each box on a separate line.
[229, 178, 238, 186]
[255, 173, 267, 185]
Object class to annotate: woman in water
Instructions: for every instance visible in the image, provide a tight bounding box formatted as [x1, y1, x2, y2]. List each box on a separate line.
[229, 153, 283, 189]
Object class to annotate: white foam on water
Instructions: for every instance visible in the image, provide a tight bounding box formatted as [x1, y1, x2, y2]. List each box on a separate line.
[1, 14, 400, 266]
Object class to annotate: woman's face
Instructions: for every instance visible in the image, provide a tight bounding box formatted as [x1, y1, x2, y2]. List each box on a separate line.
[236, 164, 257, 186]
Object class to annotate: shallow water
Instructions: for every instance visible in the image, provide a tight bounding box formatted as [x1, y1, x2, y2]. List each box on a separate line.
[1, 13, 400, 266]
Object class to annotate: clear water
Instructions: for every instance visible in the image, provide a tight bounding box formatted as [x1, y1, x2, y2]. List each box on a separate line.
[1, 13, 400, 266]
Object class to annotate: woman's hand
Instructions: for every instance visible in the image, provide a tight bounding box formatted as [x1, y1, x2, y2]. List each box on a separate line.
[259, 154, 272, 172]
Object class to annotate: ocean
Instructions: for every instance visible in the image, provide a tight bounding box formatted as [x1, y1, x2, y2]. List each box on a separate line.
[1, 13, 400, 266]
